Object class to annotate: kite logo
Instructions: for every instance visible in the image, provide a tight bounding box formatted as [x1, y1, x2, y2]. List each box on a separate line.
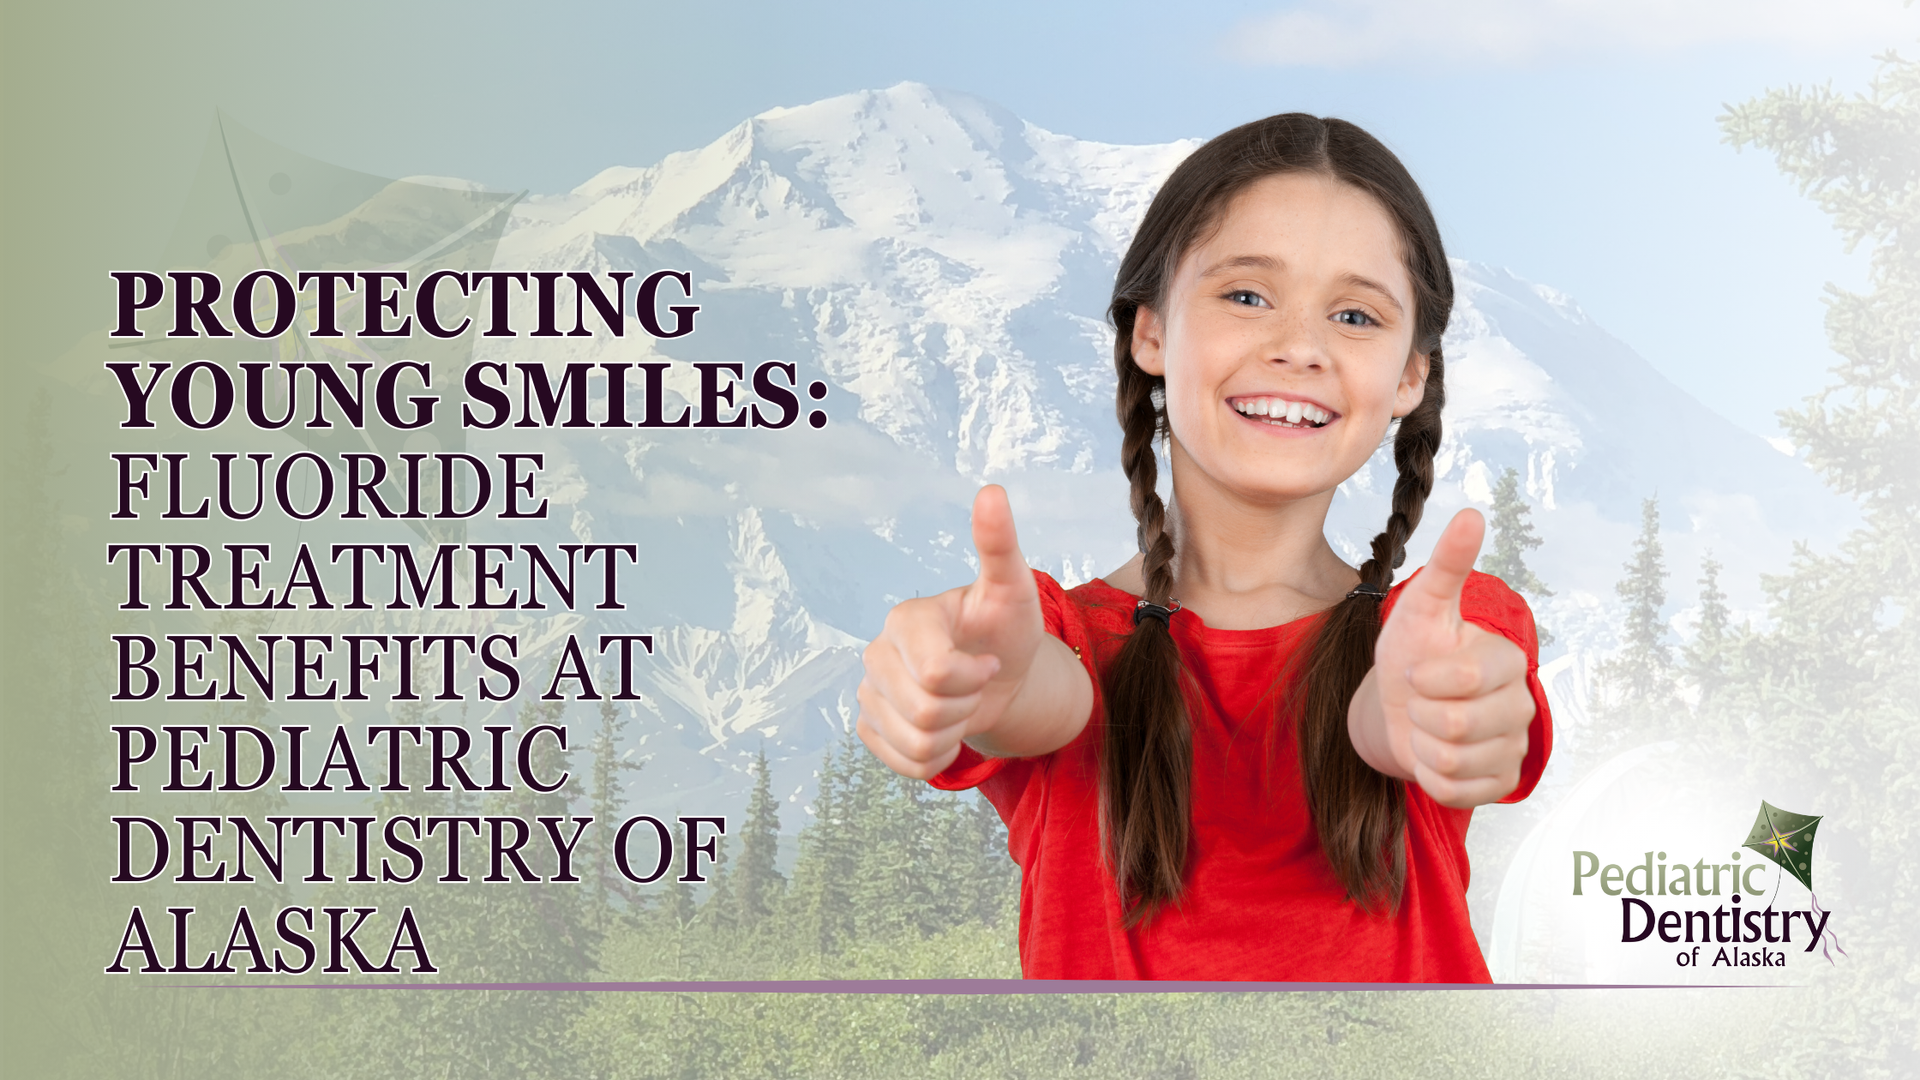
[1739, 800, 1845, 964]
[1740, 801, 1818, 896]
[1571, 799, 1844, 970]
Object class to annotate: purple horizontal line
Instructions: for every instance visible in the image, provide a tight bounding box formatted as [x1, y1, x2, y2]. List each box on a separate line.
[160, 979, 1790, 994]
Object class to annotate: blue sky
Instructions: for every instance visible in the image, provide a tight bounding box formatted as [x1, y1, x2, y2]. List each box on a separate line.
[119, 0, 1920, 440]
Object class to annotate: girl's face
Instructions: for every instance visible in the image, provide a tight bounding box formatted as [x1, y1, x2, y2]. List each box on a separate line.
[1133, 172, 1428, 515]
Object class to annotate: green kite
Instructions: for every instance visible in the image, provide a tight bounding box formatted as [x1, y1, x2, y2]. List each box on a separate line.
[1741, 801, 1820, 892]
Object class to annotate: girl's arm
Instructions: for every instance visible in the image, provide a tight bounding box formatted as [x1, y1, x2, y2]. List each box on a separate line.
[857, 485, 1094, 780]
[1346, 510, 1536, 809]
[962, 633, 1092, 758]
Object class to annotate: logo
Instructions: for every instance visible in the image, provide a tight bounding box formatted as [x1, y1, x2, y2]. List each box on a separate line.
[1570, 800, 1844, 972]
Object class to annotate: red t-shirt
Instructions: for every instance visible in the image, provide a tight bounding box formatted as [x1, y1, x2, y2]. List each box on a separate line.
[930, 569, 1552, 982]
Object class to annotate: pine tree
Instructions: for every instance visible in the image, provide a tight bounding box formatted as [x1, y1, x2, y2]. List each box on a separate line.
[1480, 466, 1551, 595]
[479, 692, 599, 978]
[1596, 496, 1675, 723]
[662, 840, 696, 929]
[1682, 553, 1732, 710]
[1712, 53, 1920, 1071]
[840, 734, 932, 940]
[733, 746, 787, 926]
[586, 696, 642, 927]
[787, 736, 856, 954]
[1479, 465, 1554, 645]
[699, 832, 735, 930]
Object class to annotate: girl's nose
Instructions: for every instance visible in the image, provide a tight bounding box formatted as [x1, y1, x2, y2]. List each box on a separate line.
[1262, 307, 1330, 371]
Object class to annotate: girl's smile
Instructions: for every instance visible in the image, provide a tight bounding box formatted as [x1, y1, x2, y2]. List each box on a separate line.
[1229, 394, 1336, 430]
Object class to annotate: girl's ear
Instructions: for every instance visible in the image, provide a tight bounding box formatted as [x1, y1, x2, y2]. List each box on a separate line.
[1132, 305, 1167, 377]
[1393, 348, 1430, 417]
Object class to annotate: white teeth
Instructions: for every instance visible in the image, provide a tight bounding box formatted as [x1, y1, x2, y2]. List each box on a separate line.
[1234, 397, 1331, 426]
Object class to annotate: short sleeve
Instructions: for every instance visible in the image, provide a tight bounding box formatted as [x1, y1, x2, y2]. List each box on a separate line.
[1454, 570, 1554, 804]
[927, 569, 1092, 818]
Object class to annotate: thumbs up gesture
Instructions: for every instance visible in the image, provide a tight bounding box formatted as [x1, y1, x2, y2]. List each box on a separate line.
[1357, 509, 1535, 809]
[856, 485, 1093, 779]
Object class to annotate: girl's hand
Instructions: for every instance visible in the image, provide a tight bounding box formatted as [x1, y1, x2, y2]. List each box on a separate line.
[856, 485, 1092, 779]
[1350, 509, 1535, 808]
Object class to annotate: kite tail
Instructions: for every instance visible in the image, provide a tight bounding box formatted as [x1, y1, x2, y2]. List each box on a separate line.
[1810, 892, 1847, 964]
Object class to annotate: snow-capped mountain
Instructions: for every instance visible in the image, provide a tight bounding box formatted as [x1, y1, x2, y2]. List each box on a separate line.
[455, 82, 1854, 820]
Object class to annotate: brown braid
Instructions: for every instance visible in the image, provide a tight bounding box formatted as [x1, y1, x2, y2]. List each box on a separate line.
[1101, 349, 1191, 925]
[1101, 113, 1455, 921]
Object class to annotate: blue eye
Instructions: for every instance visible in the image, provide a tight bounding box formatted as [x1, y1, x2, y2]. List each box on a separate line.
[1333, 309, 1375, 327]
[1226, 289, 1268, 308]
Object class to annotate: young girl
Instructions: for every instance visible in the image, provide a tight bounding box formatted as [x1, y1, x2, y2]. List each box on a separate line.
[856, 114, 1551, 982]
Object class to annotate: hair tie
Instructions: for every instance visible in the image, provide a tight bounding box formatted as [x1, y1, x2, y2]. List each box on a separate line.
[1133, 599, 1181, 627]
[1346, 581, 1388, 601]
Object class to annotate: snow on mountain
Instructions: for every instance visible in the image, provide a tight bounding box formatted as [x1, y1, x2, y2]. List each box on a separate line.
[461, 82, 1855, 819]
[495, 83, 1191, 478]
[646, 507, 862, 750]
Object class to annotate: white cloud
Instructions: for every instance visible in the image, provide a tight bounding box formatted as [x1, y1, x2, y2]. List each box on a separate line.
[1229, 0, 1920, 68]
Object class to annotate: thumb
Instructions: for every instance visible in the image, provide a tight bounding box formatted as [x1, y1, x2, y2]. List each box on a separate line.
[970, 484, 1032, 592]
[1397, 508, 1484, 623]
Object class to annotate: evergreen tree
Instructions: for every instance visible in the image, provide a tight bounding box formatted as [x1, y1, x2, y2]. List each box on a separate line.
[492, 692, 599, 978]
[1596, 496, 1674, 719]
[1713, 52, 1920, 1072]
[1681, 553, 1732, 709]
[787, 736, 857, 953]
[586, 695, 642, 927]
[1480, 466, 1551, 596]
[855, 748, 945, 939]
[949, 779, 1019, 927]
[698, 828, 735, 929]
[733, 745, 787, 926]
[662, 839, 697, 929]
[1478, 465, 1554, 645]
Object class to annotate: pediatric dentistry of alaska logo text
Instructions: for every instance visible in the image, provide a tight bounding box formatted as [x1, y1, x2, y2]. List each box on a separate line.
[1570, 802, 1843, 971]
